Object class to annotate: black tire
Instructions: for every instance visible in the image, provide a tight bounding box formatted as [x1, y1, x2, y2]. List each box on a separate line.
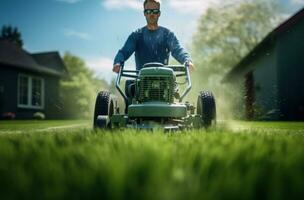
[93, 91, 114, 129]
[197, 91, 216, 127]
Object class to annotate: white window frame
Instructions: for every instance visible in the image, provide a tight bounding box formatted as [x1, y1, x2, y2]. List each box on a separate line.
[17, 74, 45, 109]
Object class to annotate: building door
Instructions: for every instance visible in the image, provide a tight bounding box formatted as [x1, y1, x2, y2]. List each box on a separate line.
[245, 72, 254, 120]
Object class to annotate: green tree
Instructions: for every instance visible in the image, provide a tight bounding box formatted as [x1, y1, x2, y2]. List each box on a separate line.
[60, 52, 109, 119]
[0, 25, 23, 48]
[190, 0, 282, 118]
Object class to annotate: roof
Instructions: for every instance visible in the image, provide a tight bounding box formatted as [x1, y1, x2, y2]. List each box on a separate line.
[32, 51, 68, 76]
[223, 7, 304, 82]
[0, 40, 65, 77]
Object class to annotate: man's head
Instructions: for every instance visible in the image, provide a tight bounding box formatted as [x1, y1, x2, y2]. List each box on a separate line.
[143, 0, 161, 26]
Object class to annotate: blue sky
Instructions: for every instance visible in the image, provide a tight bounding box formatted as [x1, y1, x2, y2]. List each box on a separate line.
[0, 0, 304, 82]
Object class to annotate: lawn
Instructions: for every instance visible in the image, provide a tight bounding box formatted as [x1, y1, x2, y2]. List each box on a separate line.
[0, 120, 90, 133]
[0, 121, 304, 199]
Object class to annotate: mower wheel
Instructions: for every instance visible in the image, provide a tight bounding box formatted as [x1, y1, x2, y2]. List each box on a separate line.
[93, 91, 114, 129]
[197, 91, 216, 127]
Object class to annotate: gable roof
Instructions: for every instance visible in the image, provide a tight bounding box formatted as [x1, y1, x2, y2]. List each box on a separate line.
[223, 7, 304, 82]
[32, 51, 68, 76]
[0, 40, 65, 77]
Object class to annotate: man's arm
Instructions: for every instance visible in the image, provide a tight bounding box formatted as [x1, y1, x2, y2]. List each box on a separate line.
[113, 32, 137, 73]
[167, 31, 195, 71]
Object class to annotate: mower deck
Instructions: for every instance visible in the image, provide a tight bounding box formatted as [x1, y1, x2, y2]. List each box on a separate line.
[128, 102, 187, 118]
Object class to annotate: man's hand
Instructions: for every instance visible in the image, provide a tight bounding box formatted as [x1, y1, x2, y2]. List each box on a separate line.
[188, 61, 195, 72]
[112, 63, 121, 73]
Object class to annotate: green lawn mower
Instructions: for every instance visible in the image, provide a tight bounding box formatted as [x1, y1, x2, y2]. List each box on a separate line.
[93, 62, 216, 130]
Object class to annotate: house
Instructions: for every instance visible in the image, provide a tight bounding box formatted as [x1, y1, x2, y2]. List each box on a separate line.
[0, 40, 67, 119]
[223, 7, 304, 121]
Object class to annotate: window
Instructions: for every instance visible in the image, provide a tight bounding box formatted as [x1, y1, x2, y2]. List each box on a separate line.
[18, 74, 44, 109]
[32, 77, 43, 107]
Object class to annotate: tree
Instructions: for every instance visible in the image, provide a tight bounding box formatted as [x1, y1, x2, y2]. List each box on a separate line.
[189, 0, 282, 118]
[60, 52, 109, 119]
[0, 25, 23, 48]
[192, 0, 282, 80]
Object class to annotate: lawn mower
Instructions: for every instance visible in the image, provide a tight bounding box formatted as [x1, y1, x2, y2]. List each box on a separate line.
[93, 62, 216, 130]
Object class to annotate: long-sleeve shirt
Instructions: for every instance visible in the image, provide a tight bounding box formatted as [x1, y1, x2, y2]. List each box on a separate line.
[114, 26, 192, 70]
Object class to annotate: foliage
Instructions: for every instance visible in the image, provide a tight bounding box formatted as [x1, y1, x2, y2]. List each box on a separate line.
[0, 25, 23, 48]
[33, 112, 46, 120]
[60, 52, 109, 119]
[0, 121, 304, 199]
[189, 0, 282, 119]
[192, 0, 281, 81]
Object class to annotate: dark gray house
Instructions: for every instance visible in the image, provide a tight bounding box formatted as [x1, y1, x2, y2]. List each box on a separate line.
[224, 8, 304, 121]
[0, 40, 67, 119]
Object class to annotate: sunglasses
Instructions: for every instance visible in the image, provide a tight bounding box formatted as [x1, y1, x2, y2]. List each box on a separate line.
[144, 9, 160, 15]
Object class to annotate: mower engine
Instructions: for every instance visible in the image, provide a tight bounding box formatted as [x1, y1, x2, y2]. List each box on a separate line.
[137, 67, 175, 103]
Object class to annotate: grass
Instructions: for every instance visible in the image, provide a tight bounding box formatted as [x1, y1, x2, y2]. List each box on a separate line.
[0, 121, 304, 199]
[0, 120, 90, 132]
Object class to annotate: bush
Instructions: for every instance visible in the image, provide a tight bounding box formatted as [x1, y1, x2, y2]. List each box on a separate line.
[1, 112, 15, 120]
[33, 112, 45, 120]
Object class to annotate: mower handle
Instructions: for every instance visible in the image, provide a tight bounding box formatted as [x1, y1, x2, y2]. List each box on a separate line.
[171, 64, 192, 102]
[115, 62, 140, 102]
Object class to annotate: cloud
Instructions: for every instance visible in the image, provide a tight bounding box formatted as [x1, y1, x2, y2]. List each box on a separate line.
[101, 0, 238, 15]
[85, 57, 115, 83]
[291, 0, 304, 5]
[101, 0, 227, 14]
[102, 0, 142, 10]
[55, 0, 82, 3]
[64, 29, 92, 40]
[167, 0, 221, 14]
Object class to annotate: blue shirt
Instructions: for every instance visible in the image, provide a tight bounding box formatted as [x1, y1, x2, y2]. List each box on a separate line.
[114, 26, 192, 70]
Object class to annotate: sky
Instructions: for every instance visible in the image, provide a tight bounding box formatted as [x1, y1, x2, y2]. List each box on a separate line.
[0, 0, 304, 82]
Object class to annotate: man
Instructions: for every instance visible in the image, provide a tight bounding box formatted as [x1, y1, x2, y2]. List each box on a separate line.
[112, 0, 195, 73]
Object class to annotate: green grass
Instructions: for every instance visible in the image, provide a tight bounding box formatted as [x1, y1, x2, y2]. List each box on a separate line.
[0, 121, 304, 199]
[0, 120, 90, 132]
